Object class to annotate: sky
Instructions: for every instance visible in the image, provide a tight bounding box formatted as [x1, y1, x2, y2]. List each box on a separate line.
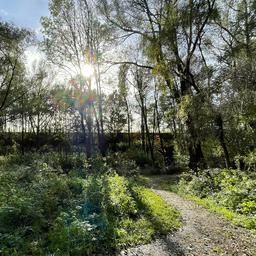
[0, 1, 50, 70]
[0, 0, 49, 31]
[0, 0, 117, 91]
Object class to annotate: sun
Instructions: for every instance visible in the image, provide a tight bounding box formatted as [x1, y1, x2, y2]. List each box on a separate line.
[81, 63, 94, 78]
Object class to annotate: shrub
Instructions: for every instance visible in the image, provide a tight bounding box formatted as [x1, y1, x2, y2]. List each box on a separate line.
[178, 169, 221, 198]
[105, 153, 139, 176]
[178, 168, 256, 232]
[0, 154, 181, 255]
[107, 174, 137, 216]
[48, 212, 99, 255]
[124, 148, 153, 167]
[235, 150, 256, 172]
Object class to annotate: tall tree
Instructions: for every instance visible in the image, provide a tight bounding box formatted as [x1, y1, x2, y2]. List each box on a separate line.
[41, 0, 109, 157]
[213, 0, 256, 164]
[98, 0, 218, 170]
[0, 21, 31, 114]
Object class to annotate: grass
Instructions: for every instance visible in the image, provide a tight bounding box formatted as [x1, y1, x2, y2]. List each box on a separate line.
[132, 186, 181, 234]
[183, 195, 256, 234]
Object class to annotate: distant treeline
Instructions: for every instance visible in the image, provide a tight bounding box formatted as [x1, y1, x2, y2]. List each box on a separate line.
[0, 132, 174, 154]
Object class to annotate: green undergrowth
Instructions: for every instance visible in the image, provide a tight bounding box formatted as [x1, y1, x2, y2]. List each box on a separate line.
[154, 169, 256, 234]
[0, 154, 181, 255]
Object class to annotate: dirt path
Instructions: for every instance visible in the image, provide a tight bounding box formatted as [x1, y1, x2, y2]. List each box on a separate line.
[119, 176, 256, 256]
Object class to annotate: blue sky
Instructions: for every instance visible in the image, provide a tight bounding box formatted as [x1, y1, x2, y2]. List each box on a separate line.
[0, 0, 49, 30]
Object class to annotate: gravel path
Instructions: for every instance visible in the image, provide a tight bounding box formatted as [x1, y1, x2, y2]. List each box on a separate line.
[119, 176, 256, 256]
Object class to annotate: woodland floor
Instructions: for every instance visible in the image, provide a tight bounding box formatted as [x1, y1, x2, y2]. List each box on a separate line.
[119, 175, 256, 256]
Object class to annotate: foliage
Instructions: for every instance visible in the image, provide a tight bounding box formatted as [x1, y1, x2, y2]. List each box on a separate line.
[104, 90, 127, 134]
[235, 150, 256, 172]
[178, 168, 256, 232]
[132, 186, 181, 234]
[0, 21, 31, 113]
[1, 0, 256, 252]
[124, 147, 153, 168]
[0, 154, 180, 255]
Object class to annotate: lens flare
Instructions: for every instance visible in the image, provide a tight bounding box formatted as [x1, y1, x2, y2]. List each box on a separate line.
[81, 63, 94, 78]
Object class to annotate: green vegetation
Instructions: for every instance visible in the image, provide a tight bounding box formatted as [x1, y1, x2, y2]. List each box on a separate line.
[183, 196, 256, 234]
[0, 0, 256, 255]
[133, 187, 181, 233]
[177, 166, 256, 233]
[0, 154, 180, 255]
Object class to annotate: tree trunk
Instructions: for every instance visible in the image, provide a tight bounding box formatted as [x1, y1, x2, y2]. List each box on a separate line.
[21, 112, 24, 155]
[96, 71, 106, 156]
[140, 96, 154, 163]
[86, 78, 93, 159]
[141, 109, 146, 152]
[180, 70, 205, 171]
[125, 100, 131, 147]
[143, 109, 154, 164]
[215, 114, 231, 168]
[80, 112, 88, 157]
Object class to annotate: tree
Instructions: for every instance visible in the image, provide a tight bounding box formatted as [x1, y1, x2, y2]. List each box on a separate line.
[98, 0, 219, 170]
[41, 0, 109, 157]
[0, 21, 31, 114]
[104, 90, 126, 150]
[118, 64, 132, 147]
[25, 61, 55, 136]
[213, 0, 256, 165]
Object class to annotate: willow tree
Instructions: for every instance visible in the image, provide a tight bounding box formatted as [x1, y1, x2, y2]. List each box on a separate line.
[98, 0, 218, 170]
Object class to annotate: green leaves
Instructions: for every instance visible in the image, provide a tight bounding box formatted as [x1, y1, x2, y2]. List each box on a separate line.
[178, 168, 256, 232]
[177, 95, 192, 121]
[0, 154, 181, 255]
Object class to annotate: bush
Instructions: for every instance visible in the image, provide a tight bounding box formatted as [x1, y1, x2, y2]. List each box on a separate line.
[0, 160, 87, 255]
[235, 150, 256, 171]
[105, 153, 139, 176]
[48, 212, 101, 255]
[107, 174, 137, 216]
[0, 154, 181, 255]
[178, 168, 256, 232]
[124, 148, 153, 167]
[178, 169, 220, 198]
